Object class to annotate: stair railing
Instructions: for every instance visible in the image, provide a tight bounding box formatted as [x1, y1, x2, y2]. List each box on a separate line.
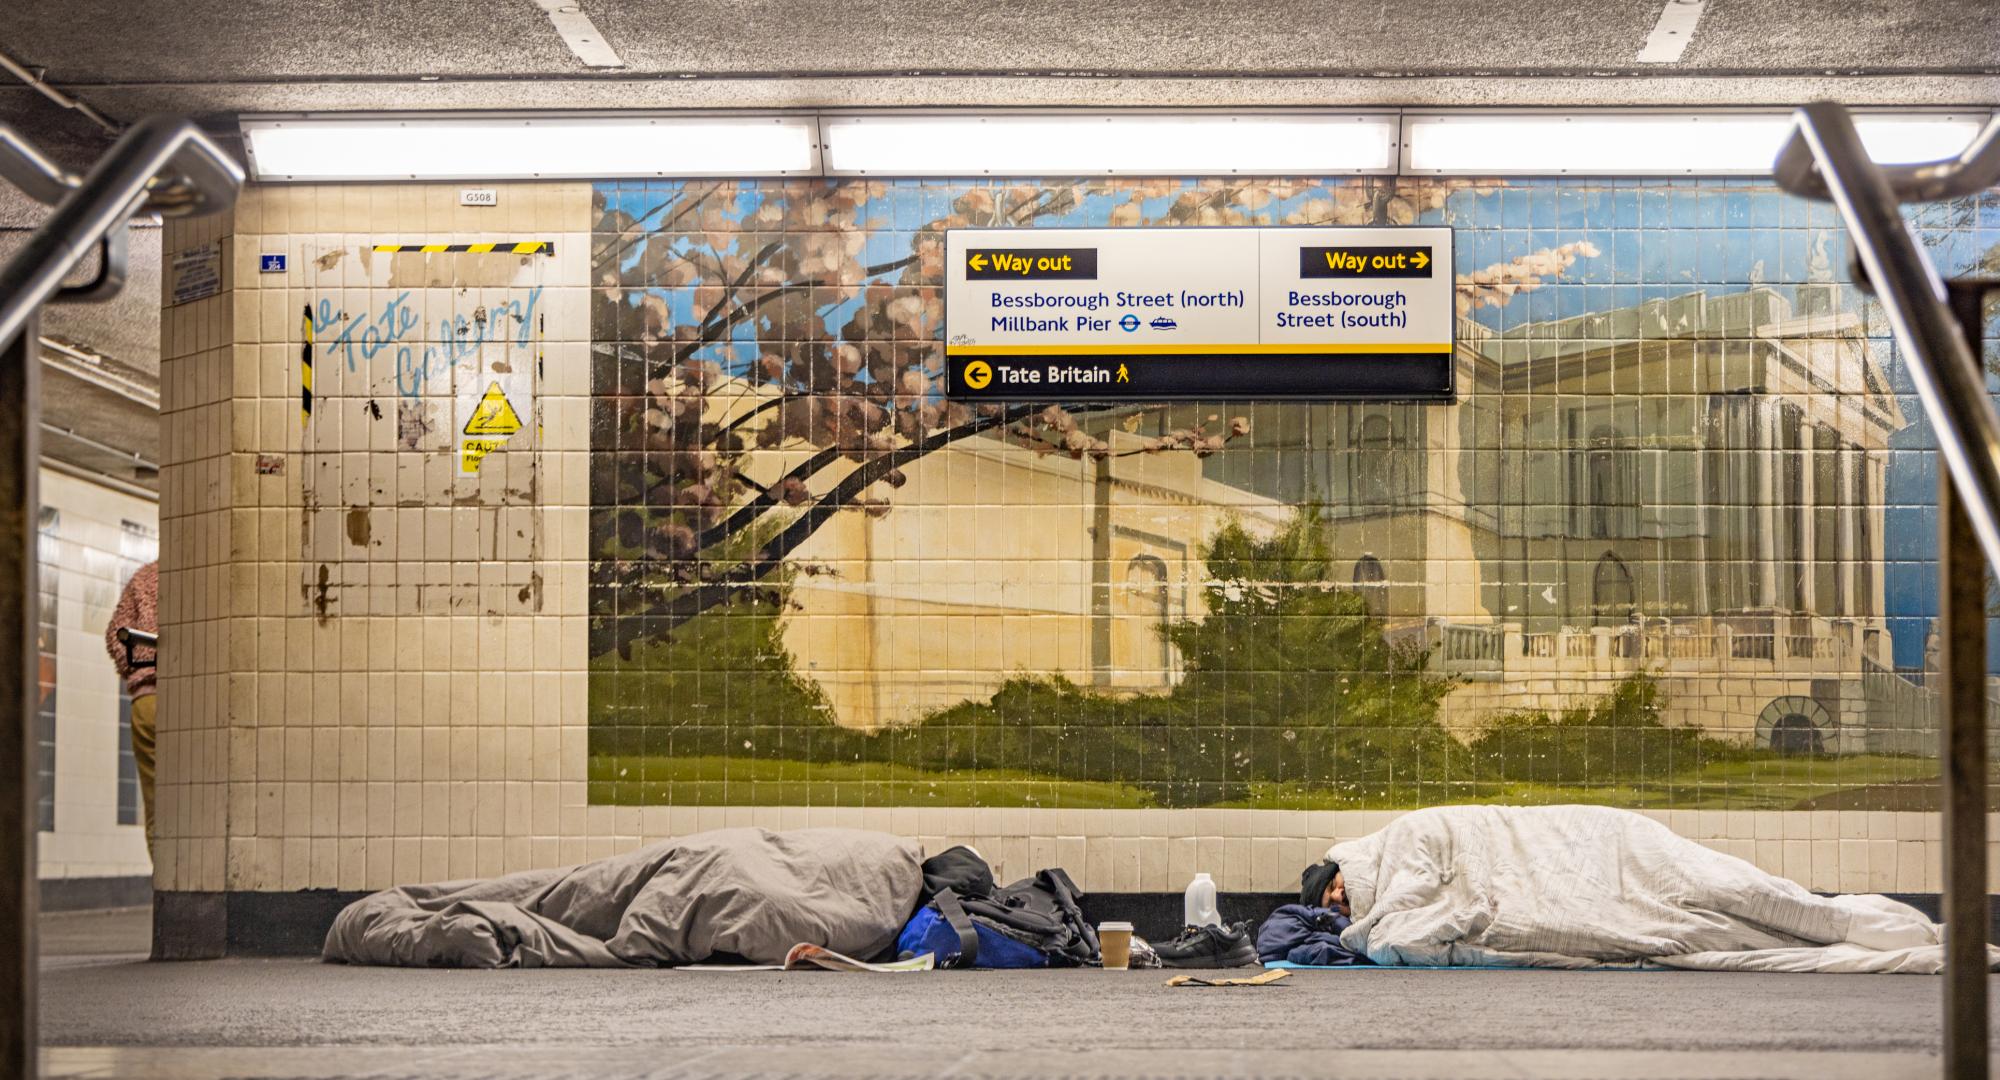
[0, 115, 241, 1080]
[1775, 101, 2000, 1080]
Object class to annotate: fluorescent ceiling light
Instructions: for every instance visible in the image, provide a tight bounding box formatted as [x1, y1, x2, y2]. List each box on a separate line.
[821, 114, 1398, 176]
[1403, 113, 1988, 176]
[240, 115, 819, 181]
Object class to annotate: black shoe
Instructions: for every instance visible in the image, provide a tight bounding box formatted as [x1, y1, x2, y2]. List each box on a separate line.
[1153, 922, 1258, 969]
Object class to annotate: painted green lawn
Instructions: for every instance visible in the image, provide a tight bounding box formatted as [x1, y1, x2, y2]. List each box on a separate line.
[590, 753, 1948, 811]
[1210, 755, 1947, 811]
[589, 754, 1153, 809]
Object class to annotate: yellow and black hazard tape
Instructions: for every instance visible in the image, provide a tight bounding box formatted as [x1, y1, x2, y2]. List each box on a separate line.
[370, 241, 554, 255]
[300, 304, 313, 429]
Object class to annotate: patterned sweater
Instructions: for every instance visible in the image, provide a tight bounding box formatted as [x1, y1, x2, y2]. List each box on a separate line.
[104, 561, 157, 696]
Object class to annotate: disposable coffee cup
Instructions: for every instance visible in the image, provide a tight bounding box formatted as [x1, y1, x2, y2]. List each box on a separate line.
[1099, 921, 1134, 969]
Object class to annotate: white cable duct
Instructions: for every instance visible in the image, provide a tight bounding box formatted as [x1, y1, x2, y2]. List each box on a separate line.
[39, 338, 159, 410]
[0, 46, 118, 134]
[39, 423, 156, 473]
[529, 0, 626, 70]
[1637, 0, 1709, 64]
[41, 457, 157, 502]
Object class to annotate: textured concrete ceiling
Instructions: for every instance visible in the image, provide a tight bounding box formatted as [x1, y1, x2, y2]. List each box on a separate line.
[0, 0, 1993, 155]
[0, 0, 1993, 487]
[1, 0, 1995, 169]
[3, 0, 1997, 82]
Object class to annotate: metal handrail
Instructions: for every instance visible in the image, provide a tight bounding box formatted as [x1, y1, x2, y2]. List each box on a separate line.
[1776, 110, 2000, 204]
[0, 127, 77, 206]
[0, 116, 243, 350]
[1774, 100, 2000, 1080]
[0, 113, 240, 1080]
[1772, 103, 2000, 575]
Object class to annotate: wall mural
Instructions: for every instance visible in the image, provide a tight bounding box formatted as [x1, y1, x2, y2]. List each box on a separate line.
[588, 177, 2000, 812]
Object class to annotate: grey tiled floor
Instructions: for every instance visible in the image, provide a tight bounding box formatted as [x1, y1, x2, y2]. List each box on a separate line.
[35, 907, 2000, 1080]
[35, 1046, 1992, 1080]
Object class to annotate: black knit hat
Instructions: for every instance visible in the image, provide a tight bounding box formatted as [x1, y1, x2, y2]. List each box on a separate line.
[1300, 861, 1341, 908]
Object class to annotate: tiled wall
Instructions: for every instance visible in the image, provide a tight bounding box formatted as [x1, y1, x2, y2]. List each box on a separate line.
[156, 177, 1999, 899]
[38, 468, 155, 882]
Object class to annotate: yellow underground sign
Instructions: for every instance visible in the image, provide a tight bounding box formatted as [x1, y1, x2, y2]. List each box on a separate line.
[964, 247, 1099, 281]
[963, 360, 993, 389]
[1298, 245, 1435, 279]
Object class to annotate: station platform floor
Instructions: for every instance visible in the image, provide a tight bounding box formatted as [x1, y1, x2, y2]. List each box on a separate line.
[36, 906, 2000, 1080]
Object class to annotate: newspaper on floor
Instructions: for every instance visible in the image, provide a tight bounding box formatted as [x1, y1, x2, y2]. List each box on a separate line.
[785, 944, 935, 972]
[1165, 968, 1290, 988]
[696, 945, 937, 972]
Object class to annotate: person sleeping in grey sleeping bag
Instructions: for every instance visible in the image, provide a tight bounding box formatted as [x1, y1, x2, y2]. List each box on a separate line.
[322, 827, 924, 968]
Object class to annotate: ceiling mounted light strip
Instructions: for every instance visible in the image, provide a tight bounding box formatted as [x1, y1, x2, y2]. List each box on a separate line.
[819, 113, 1399, 177]
[239, 109, 1998, 184]
[1401, 111, 1989, 176]
[239, 114, 820, 181]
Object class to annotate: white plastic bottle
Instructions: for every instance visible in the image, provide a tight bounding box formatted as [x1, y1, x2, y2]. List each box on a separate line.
[1184, 872, 1220, 928]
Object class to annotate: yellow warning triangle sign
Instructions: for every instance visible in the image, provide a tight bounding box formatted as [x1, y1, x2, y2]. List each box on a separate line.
[463, 382, 522, 436]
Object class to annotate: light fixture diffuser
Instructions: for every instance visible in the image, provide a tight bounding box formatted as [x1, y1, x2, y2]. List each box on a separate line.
[240, 114, 820, 181]
[1402, 112, 1987, 176]
[820, 113, 1399, 177]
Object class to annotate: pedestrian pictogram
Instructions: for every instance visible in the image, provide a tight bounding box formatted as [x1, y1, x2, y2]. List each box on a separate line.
[963, 360, 993, 390]
[462, 382, 523, 436]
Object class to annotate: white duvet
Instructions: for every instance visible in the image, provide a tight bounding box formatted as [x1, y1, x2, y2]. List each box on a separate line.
[1328, 804, 1997, 973]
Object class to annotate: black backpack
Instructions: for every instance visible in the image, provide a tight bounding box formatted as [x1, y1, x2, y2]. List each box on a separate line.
[916, 846, 1099, 968]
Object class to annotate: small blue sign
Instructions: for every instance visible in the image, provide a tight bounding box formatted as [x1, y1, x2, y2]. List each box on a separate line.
[259, 253, 287, 273]
[1118, 313, 1140, 332]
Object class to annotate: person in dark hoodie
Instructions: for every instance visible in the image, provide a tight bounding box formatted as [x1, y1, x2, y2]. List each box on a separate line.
[1255, 860, 1372, 966]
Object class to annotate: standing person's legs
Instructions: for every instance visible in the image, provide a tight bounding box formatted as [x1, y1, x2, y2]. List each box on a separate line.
[129, 692, 156, 859]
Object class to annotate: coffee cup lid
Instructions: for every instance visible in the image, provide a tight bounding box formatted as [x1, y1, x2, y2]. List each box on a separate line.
[1098, 921, 1134, 932]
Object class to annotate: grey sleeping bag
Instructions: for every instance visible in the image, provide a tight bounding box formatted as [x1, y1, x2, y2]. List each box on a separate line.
[323, 828, 924, 968]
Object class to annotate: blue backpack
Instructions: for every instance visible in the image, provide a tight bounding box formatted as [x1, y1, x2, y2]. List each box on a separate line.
[895, 846, 1098, 969]
[898, 904, 1051, 968]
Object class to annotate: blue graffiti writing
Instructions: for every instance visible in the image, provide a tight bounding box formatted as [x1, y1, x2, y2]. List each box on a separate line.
[315, 292, 419, 375]
[394, 288, 542, 400]
[311, 287, 542, 401]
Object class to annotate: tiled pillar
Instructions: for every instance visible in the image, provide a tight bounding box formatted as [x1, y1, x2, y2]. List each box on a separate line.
[153, 183, 597, 955]
[154, 206, 242, 955]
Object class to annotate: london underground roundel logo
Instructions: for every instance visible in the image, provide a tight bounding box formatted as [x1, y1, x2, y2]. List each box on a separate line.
[1119, 314, 1140, 332]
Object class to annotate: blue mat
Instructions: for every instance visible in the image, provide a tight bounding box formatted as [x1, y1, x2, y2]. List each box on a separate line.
[1263, 960, 1653, 971]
